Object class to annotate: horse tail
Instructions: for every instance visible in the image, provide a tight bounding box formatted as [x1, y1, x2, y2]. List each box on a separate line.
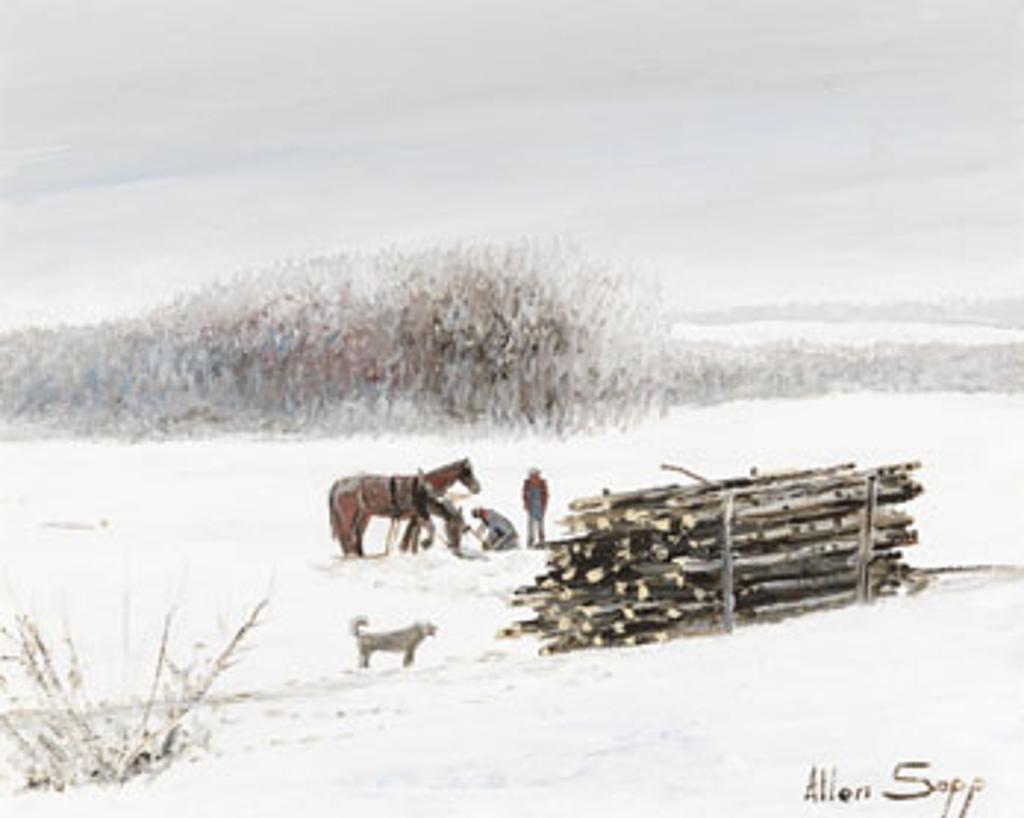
[350, 616, 369, 636]
[328, 482, 343, 544]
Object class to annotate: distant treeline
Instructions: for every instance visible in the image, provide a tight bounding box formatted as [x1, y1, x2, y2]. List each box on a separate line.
[1, 245, 1022, 439]
[0, 242, 669, 436]
[674, 296, 1024, 329]
[666, 341, 1024, 404]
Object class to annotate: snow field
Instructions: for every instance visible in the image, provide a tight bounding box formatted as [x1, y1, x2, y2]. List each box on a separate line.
[0, 393, 1021, 816]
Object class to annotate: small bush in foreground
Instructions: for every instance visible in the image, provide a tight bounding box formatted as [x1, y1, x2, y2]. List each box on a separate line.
[0, 599, 266, 791]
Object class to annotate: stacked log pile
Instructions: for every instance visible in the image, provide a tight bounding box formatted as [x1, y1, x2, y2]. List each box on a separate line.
[504, 461, 923, 654]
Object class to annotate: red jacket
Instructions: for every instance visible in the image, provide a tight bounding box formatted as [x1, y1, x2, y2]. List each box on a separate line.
[522, 474, 549, 516]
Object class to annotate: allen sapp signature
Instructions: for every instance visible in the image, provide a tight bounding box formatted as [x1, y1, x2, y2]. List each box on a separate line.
[804, 761, 986, 817]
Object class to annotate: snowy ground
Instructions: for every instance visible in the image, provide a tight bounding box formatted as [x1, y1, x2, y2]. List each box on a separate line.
[0, 392, 1021, 817]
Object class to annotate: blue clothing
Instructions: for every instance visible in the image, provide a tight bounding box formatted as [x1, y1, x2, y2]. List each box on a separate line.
[483, 509, 515, 538]
[479, 509, 519, 550]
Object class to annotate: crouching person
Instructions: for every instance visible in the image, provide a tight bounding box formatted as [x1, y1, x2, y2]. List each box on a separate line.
[471, 507, 519, 551]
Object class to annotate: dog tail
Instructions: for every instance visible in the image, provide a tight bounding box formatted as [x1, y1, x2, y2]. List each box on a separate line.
[350, 615, 369, 636]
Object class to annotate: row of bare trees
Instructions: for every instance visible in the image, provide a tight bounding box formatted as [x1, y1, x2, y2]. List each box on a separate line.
[0, 242, 668, 436]
[1, 241, 1022, 438]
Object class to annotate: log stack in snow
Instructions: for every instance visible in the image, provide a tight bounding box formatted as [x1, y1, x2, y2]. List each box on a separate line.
[503, 461, 923, 654]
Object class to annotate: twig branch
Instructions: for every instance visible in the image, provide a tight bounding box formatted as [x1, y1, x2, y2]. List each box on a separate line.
[115, 610, 175, 779]
[148, 598, 268, 758]
[660, 463, 710, 484]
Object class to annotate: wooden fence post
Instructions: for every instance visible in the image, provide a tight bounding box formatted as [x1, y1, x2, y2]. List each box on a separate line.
[721, 491, 735, 632]
[857, 474, 878, 603]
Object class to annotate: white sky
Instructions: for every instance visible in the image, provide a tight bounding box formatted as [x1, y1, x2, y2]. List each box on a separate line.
[1, 0, 1022, 326]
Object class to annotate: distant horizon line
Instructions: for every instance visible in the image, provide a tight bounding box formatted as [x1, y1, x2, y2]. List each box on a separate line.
[671, 295, 1024, 330]
[3, 284, 1024, 336]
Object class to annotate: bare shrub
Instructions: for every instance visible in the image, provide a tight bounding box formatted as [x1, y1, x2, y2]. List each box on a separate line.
[0, 599, 267, 791]
[376, 242, 668, 432]
[0, 240, 670, 437]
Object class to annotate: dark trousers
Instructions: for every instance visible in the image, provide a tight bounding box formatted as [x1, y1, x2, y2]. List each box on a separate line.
[488, 531, 520, 551]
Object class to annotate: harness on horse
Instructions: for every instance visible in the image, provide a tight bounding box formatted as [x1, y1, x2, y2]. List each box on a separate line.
[388, 474, 429, 519]
[389, 476, 400, 514]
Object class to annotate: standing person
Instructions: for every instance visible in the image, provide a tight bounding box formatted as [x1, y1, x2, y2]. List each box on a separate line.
[522, 467, 549, 548]
[470, 507, 519, 551]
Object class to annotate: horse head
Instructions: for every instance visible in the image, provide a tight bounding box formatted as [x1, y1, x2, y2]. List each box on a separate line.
[458, 458, 482, 494]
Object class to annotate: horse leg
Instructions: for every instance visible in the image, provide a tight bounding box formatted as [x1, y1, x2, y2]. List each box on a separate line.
[343, 511, 361, 558]
[444, 514, 464, 555]
[400, 520, 419, 554]
[332, 492, 358, 557]
[422, 518, 436, 550]
[354, 512, 369, 558]
[385, 518, 399, 555]
[421, 492, 463, 555]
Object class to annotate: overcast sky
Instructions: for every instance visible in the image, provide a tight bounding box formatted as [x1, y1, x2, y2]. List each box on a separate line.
[1, 0, 1021, 327]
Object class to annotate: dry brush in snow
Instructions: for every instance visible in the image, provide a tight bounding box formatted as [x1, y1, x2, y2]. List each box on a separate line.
[0, 599, 267, 791]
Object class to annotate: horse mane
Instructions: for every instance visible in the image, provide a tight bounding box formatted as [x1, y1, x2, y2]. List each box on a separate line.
[437, 457, 468, 471]
[423, 457, 470, 479]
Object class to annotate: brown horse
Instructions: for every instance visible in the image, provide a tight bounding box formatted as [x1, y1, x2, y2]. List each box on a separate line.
[328, 458, 481, 557]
